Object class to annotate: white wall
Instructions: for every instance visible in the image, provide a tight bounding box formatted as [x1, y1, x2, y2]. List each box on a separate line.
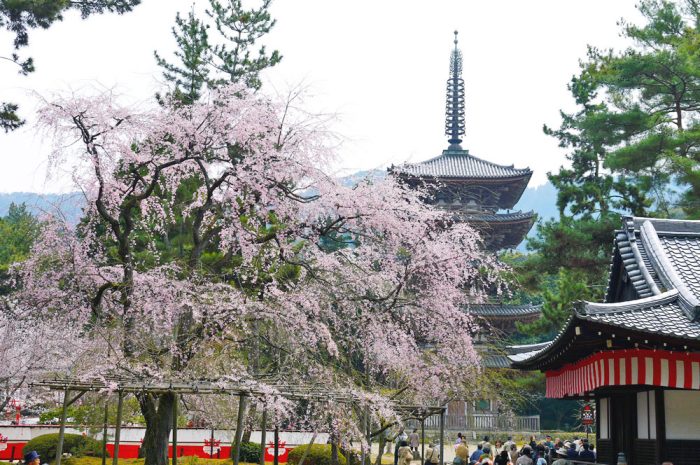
[664, 390, 700, 440]
[636, 391, 656, 440]
[599, 398, 609, 439]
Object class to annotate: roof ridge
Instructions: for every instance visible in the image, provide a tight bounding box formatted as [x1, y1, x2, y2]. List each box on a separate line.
[579, 289, 679, 315]
[632, 216, 700, 234]
[641, 220, 700, 321]
[624, 217, 661, 297]
[440, 149, 531, 173]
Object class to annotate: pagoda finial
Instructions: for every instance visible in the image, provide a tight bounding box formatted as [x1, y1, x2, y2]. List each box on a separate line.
[445, 30, 465, 150]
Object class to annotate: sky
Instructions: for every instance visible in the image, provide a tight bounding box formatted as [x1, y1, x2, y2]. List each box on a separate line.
[0, 0, 643, 193]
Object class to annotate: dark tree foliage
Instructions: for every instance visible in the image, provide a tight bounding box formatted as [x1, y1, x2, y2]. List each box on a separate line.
[0, 0, 142, 132]
[0, 203, 41, 294]
[515, 0, 700, 337]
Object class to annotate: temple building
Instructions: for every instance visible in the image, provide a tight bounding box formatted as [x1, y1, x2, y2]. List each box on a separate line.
[392, 32, 541, 431]
[511, 217, 700, 465]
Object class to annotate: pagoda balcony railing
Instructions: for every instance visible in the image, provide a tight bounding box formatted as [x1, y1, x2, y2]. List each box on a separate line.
[407, 414, 540, 432]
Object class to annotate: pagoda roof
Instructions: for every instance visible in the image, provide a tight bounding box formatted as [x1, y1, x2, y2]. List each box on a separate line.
[393, 149, 532, 180]
[510, 217, 700, 371]
[466, 303, 542, 318]
[464, 211, 536, 250]
[463, 211, 536, 223]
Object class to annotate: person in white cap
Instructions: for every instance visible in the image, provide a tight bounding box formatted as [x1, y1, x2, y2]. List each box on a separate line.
[552, 448, 571, 465]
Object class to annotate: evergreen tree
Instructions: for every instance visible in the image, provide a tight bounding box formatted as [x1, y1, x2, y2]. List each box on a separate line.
[586, 0, 700, 218]
[155, 0, 281, 102]
[0, 0, 142, 132]
[207, 0, 281, 90]
[515, 0, 700, 335]
[154, 8, 211, 105]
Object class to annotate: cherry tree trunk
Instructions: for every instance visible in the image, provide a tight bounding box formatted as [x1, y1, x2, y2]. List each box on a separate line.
[241, 403, 256, 443]
[375, 436, 386, 465]
[331, 441, 339, 465]
[139, 392, 176, 465]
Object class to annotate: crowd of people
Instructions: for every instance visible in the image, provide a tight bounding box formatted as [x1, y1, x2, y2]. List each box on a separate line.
[388, 429, 598, 465]
[453, 434, 596, 465]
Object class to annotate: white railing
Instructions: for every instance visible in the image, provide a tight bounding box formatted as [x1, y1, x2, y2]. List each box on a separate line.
[408, 414, 540, 432]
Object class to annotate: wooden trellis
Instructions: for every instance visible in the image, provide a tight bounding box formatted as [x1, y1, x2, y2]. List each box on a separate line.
[30, 377, 447, 465]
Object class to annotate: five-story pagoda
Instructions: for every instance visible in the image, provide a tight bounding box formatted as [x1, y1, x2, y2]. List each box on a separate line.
[391, 31, 536, 251]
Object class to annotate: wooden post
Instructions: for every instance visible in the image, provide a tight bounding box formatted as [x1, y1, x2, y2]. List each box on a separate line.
[274, 425, 280, 465]
[439, 410, 445, 465]
[112, 391, 124, 465]
[210, 427, 215, 458]
[102, 397, 109, 465]
[365, 410, 371, 465]
[55, 389, 70, 465]
[260, 408, 267, 465]
[172, 394, 178, 465]
[233, 395, 248, 465]
[360, 411, 372, 465]
[420, 419, 425, 463]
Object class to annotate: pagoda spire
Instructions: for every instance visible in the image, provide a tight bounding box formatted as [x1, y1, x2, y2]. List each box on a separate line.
[445, 30, 466, 150]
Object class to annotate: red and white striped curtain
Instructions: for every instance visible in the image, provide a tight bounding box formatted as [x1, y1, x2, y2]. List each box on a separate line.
[545, 349, 700, 398]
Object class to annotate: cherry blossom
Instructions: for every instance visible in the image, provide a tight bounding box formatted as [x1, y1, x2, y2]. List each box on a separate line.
[8, 85, 501, 465]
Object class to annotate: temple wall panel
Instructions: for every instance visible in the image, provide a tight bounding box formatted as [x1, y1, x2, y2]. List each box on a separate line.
[664, 390, 700, 439]
[632, 439, 657, 465]
[665, 440, 700, 465]
[596, 439, 613, 465]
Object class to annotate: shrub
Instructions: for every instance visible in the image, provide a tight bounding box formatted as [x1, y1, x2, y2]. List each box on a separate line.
[237, 442, 261, 463]
[23, 433, 108, 461]
[288, 444, 346, 465]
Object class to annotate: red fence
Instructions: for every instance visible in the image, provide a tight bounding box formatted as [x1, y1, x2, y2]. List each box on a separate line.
[0, 426, 322, 461]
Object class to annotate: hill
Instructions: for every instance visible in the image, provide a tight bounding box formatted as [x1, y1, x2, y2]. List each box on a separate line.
[1, 178, 558, 250]
[0, 192, 84, 223]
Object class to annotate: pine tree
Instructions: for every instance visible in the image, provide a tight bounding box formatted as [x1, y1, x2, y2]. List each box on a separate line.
[155, 9, 212, 105]
[155, 0, 282, 101]
[207, 0, 281, 90]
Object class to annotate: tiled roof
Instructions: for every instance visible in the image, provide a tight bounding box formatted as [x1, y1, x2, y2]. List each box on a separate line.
[578, 290, 700, 339]
[658, 235, 700, 299]
[481, 353, 513, 368]
[640, 220, 700, 320]
[394, 150, 532, 179]
[508, 348, 549, 363]
[467, 303, 542, 317]
[462, 211, 536, 223]
[508, 341, 552, 354]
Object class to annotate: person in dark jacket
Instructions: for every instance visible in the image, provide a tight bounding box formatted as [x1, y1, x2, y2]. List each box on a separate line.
[494, 451, 510, 465]
[578, 444, 595, 462]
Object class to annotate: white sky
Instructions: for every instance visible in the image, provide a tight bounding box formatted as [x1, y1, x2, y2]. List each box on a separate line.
[0, 0, 642, 193]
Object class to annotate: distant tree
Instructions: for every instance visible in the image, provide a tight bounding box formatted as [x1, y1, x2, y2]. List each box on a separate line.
[0, 203, 40, 294]
[0, 0, 142, 132]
